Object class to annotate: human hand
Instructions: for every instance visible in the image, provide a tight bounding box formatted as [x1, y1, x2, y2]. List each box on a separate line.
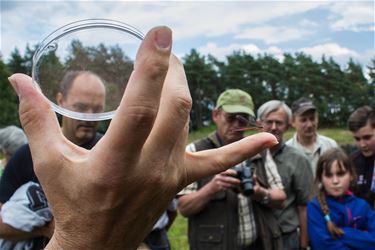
[250, 172, 267, 201]
[8, 26, 277, 249]
[37, 218, 54, 239]
[208, 169, 240, 193]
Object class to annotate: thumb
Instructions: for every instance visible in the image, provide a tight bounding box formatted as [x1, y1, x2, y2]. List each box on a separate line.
[8, 73, 64, 162]
[184, 132, 278, 186]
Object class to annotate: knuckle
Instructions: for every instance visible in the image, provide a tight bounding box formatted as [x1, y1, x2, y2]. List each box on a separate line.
[174, 95, 192, 114]
[144, 57, 169, 82]
[126, 104, 159, 125]
[18, 89, 51, 131]
[19, 101, 49, 134]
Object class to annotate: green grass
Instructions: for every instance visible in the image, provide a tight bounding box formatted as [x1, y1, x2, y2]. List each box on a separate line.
[168, 127, 355, 249]
[168, 214, 189, 250]
[188, 126, 354, 145]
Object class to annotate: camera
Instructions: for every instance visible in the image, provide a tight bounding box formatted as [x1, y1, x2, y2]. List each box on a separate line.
[234, 162, 254, 196]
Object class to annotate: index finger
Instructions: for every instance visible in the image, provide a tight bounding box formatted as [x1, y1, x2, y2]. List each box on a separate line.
[220, 169, 237, 177]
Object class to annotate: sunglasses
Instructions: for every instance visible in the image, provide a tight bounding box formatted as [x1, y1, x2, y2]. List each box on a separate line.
[222, 112, 263, 131]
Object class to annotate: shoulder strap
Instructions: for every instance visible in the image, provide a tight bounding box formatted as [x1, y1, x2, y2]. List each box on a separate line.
[251, 151, 270, 188]
[193, 132, 223, 152]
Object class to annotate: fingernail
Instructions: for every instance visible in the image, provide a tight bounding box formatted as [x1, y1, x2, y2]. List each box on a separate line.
[263, 138, 279, 149]
[8, 75, 20, 96]
[155, 27, 172, 50]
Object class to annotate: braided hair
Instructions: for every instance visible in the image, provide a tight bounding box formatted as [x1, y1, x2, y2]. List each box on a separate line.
[314, 148, 356, 239]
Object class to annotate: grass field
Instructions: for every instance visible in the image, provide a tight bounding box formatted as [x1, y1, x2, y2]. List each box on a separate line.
[167, 127, 355, 249]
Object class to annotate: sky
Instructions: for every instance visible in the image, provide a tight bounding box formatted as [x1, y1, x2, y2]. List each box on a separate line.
[1, 0, 374, 72]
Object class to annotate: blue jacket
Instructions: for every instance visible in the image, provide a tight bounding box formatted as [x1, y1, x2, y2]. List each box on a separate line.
[307, 193, 375, 250]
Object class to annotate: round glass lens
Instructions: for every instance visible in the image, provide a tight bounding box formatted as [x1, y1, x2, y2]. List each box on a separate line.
[32, 19, 144, 121]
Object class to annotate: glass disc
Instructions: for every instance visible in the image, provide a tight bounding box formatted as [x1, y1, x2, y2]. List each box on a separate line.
[32, 19, 144, 121]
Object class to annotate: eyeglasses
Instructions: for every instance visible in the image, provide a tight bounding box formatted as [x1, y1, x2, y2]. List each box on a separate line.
[222, 112, 263, 131]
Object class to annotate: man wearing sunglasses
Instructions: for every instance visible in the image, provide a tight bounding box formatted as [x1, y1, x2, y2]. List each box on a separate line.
[178, 89, 286, 250]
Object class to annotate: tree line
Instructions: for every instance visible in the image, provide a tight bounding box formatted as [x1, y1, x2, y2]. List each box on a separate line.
[1, 43, 374, 131]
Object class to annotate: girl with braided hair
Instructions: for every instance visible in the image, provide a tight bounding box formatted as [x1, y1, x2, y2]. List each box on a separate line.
[307, 148, 375, 249]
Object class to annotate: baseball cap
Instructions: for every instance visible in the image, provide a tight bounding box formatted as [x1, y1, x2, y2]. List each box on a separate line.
[216, 89, 255, 116]
[291, 97, 316, 115]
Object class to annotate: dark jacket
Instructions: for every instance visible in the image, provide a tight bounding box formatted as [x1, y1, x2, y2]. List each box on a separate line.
[350, 150, 375, 208]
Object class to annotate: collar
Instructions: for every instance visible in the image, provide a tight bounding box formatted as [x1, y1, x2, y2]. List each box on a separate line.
[208, 131, 225, 148]
[326, 190, 354, 202]
[270, 141, 286, 157]
[292, 133, 320, 154]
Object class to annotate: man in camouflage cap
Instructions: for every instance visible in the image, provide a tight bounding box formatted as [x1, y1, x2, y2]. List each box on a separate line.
[178, 89, 286, 250]
[212, 89, 255, 145]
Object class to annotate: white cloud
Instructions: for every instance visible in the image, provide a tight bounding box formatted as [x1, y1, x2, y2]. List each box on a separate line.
[1, 0, 372, 71]
[197, 42, 285, 61]
[197, 41, 372, 70]
[197, 43, 245, 59]
[242, 44, 262, 54]
[300, 43, 360, 63]
[235, 26, 314, 44]
[0, 1, 327, 59]
[328, 1, 375, 31]
[299, 19, 319, 28]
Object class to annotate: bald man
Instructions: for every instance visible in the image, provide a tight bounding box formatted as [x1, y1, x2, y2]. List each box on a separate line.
[0, 71, 106, 249]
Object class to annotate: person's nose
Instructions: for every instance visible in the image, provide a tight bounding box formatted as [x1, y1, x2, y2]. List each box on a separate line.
[332, 175, 339, 184]
[305, 120, 313, 128]
[271, 122, 277, 130]
[230, 118, 241, 128]
[358, 139, 367, 149]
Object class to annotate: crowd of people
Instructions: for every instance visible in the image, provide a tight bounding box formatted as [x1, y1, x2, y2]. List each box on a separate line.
[0, 26, 374, 250]
[177, 89, 375, 250]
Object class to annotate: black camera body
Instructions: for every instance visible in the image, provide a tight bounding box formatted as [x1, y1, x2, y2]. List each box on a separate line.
[234, 162, 254, 196]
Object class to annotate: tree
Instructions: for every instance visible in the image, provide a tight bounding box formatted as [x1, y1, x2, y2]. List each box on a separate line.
[7, 48, 28, 74]
[65, 40, 134, 112]
[0, 58, 19, 126]
[4, 42, 373, 129]
[218, 51, 266, 108]
[23, 44, 38, 76]
[34, 49, 65, 103]
[367, 57, 375, 85]
[257, 54, 285, 101]
[345, 58, 375, 108]
[183, 49, 219, 130]
[317, 56, 348, 126]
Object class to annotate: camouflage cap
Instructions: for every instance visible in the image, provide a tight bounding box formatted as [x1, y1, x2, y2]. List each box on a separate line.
[216, 89, 255, 116]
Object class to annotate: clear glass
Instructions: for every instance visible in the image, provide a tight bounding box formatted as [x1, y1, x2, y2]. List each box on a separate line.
[32, 19, 144, 121]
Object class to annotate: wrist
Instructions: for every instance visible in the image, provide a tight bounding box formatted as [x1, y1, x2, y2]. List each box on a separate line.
[260, 189, 271, 205]
[204, 181, 221, 197]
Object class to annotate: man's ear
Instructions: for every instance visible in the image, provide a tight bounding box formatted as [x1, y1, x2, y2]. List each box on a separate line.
[56, 92, 64, 106]
[290, 116, 297, 128]
[212, 109, 220, 124]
